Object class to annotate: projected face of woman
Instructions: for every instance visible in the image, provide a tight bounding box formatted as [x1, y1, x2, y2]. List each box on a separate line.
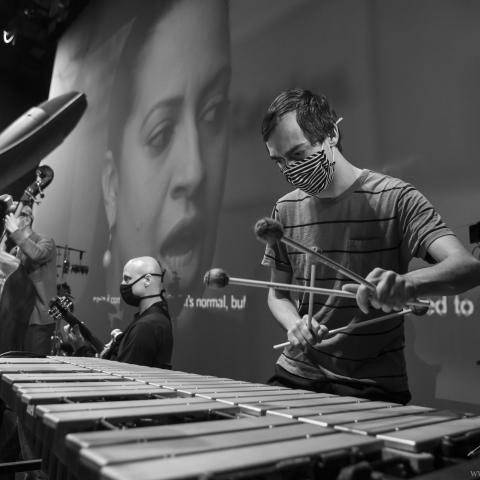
[104, 0, 230, 297]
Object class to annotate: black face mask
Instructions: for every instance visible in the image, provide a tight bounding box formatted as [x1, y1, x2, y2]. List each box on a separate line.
[120, 272, 165, 307]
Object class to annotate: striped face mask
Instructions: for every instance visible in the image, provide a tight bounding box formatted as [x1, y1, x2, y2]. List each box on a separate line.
[280, 149, 335, 196]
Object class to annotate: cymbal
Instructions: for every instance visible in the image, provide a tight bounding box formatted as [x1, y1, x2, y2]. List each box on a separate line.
[0, 91, 87, 191]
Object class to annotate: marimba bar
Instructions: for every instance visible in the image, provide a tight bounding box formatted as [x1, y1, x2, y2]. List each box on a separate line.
[1, 356, 480, 480]
[299, 404, 436, 426]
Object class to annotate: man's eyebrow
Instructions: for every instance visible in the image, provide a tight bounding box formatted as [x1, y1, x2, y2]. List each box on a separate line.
[285, 143, 308, 158]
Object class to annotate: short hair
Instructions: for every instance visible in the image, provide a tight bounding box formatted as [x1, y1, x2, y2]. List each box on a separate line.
[107, 0, 176, 158]
[261, 88, 343, 152]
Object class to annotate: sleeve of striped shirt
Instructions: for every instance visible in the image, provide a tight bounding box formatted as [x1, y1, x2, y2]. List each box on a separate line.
[261, 204, 292, 272]
[397, 184, 455, 260]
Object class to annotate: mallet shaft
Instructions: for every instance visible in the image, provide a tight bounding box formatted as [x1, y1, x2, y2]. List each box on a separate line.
[228, 276, 356, 299]
[281, 236, 376, 290]
[273, 308, 413, 350]
[307, 264, 316, 331]
[281, 237, 430, 310]
[329, 308, 412, 334]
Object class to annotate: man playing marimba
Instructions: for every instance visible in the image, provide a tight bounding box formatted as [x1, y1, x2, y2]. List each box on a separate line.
[261, 88, 480, 404]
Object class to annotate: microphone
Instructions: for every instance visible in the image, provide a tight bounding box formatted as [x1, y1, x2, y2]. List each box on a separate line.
[254, 217, 284, 245]
[0, 91, 87, 191]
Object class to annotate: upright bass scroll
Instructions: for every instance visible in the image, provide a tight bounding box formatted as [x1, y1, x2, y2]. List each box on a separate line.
[0, 165, 54, 247]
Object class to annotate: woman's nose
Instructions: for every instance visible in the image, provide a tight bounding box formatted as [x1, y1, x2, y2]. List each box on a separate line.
[170, 119, 205, 200]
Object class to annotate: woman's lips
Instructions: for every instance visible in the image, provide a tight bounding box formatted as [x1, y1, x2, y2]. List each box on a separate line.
[160, 216, 202, 274]
[163, 249, 195, 275]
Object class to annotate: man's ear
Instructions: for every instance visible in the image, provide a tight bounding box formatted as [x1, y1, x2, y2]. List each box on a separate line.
[329, 124, 339, 147]
[102, 150, 118, 230]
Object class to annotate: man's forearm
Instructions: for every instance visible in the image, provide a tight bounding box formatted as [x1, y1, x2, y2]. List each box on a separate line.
[10, 230, 54, 263]
[406, 254, 480, 297]
[267, 288, 301, 332]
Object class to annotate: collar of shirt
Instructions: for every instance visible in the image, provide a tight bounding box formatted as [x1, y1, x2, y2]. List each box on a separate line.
[134, 300, 170, 322]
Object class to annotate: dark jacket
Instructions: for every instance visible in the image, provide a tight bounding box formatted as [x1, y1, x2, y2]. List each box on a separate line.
[114, 301, 173, 369]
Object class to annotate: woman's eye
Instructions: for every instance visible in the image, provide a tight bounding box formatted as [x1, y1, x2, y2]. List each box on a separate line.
[200, 97, 229, 129]
[145, 122, 175, 153]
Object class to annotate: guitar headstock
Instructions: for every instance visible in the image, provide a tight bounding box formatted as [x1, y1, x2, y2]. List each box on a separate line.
[48, 295, 74, 323]
[48, 304, 63, 323]
[57, 295, 73, 313]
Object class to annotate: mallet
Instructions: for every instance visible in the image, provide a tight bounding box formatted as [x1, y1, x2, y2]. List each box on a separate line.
[254, 217, 431, 310]
[203, 268, 357, 299]
[272, 306, 430, 350]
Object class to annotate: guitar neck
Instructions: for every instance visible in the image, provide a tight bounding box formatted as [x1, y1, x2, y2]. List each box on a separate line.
[63, 311, 105, 354]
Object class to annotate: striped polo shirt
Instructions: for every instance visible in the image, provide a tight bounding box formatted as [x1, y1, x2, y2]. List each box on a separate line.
[262, 169, 454, 396]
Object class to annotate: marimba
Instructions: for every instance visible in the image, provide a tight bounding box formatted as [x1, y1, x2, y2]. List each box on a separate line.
[1, 356, 479, 480]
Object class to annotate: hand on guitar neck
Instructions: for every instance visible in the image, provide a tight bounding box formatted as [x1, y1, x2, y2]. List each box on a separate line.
[99, 328, 124, 360]
[48, 296, 106, 355]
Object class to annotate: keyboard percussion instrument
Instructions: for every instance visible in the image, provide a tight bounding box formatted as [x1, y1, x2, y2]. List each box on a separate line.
[1, 356, 479, 479]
